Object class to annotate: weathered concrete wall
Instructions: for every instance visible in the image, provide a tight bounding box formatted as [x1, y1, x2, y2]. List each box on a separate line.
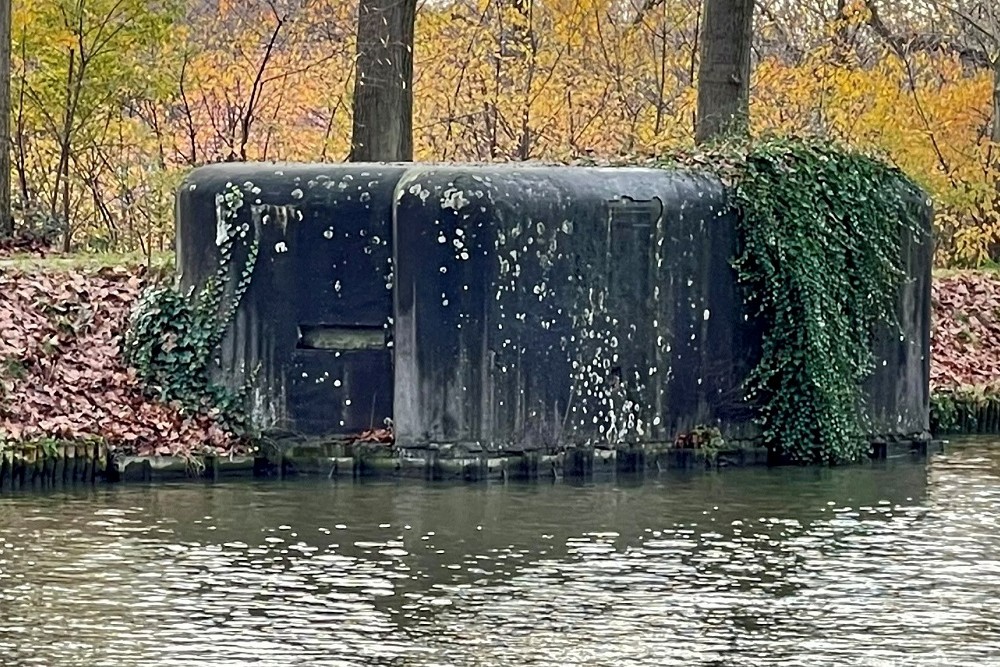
[392, 166, 931, 450]
[865, 207, 933, 440]
[393, 166, 755, 449]
[176, 163, 407, 438]
[175, 163, 931, 452]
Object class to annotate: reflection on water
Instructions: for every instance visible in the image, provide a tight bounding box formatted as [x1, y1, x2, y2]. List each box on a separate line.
[1, 443, 1000, 666]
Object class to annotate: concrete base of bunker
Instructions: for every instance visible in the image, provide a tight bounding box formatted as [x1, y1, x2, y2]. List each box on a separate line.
[284, 435, 940, 480]
[0, 437, 945, 491]
[173, 162, 932, 464]
[111, 455, 257, 482]
[238, 432, 940, 482]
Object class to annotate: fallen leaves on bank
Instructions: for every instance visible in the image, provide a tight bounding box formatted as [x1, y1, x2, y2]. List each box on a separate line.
[0, 265, 243, 457]
[931, 272, 1000, 390]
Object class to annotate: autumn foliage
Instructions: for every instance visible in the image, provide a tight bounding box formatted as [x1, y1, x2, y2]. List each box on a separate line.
[932, 272, 1000, 390]
[0, 265, 242, 455]
[5, 0, 998, 267]
[3, 0, 1000, 448]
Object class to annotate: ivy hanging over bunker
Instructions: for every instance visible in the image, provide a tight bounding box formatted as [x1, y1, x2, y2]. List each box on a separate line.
[663, 137, 928, 464]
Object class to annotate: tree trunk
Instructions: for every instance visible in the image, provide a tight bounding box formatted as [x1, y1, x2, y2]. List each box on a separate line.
[695, 0, 754, 144]
[992, 60, 1000, 145]
[0, 0, 12, 238]
[349, 0, 417, 162]
[987, 59, 1000, 264]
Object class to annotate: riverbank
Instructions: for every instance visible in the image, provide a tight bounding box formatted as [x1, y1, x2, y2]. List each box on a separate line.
[0, 254, 991, 481]
[0, 257, 246, 461]
[930, 270, 1000, 433]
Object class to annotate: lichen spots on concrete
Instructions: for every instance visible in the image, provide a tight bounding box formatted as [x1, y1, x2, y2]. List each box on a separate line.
[441, 187, 470, 211]
[406, 182, 432, 203]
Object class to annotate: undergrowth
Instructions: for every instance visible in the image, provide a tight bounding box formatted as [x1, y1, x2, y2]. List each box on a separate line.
[121, 183, 259, 438]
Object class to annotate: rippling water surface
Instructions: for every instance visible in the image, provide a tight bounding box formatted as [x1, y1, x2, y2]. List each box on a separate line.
[2, 442, 1000, 666]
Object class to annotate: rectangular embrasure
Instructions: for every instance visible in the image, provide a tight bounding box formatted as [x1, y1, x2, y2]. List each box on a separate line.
[297, 325, 385, 350]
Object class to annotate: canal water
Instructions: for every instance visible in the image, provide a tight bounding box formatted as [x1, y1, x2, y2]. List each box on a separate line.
[1, 442, 999, 666]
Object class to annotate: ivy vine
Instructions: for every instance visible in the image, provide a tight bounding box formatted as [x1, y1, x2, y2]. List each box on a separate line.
[666, 137, 926, 463]
[122, 182, 259, 436]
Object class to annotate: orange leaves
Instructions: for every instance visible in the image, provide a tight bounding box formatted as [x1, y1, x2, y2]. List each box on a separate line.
[173, 0, 357, 164]
[6, 0, 997, 270]
[353, 427, 393, 444]
[932, 272, 1000, 389]
[0, 266, 244, 457]
[412, 0, 699, 160]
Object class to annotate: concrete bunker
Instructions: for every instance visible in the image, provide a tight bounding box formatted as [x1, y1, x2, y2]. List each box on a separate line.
[177, 163, 406, 439]
[176, 163, 931, 453]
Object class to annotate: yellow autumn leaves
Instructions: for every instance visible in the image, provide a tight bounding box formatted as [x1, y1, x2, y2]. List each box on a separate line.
[9, 0, 998, 266]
